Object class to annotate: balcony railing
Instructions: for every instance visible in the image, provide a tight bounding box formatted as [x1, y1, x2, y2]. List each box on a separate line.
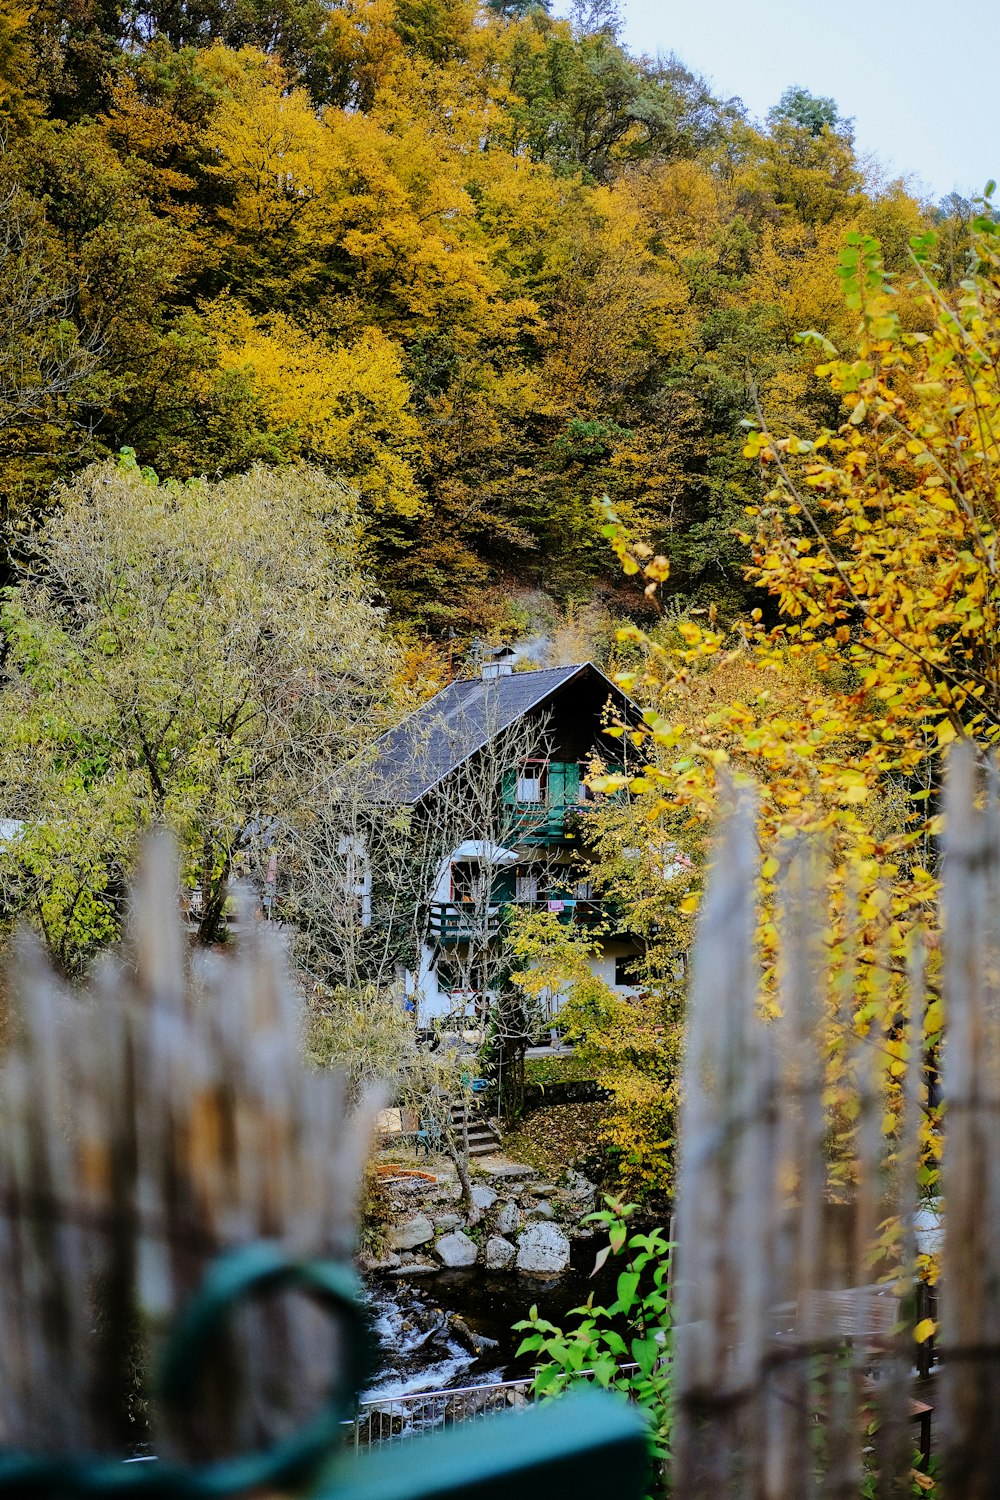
[502, 761, 616, 846]
[428, 898, 618, 943]
[427, 903, 506, 942]
[524, 897, 608, 927]
[503, 807, 591, 845]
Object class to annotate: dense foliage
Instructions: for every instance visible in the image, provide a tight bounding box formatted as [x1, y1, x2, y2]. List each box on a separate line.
[0, 0, 992, 1217]
[569, 206, 1000, 1213]
[0, 456, 390, 968]
[515, 1202, 672, 1473]
[0, 0, 944, 638]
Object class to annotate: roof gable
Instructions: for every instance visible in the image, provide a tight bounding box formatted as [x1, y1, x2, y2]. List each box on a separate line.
[367, 662, 635, 804]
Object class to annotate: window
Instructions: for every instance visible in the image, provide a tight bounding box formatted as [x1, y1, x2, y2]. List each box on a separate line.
[516, 760, 548, 803]
[615, 955, 639, 988]
[516, 869, 539, 903]
[517, 772, 544, 803]
[451, 863, 484, 904]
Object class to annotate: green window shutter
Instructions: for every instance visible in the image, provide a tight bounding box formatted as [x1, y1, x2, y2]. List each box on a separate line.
[563, 761, 581, 806]
[502, 768, 517, 805]
[547, 763, 565, 806]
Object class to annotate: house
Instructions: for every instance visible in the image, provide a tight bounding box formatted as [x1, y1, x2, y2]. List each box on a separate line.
[368, 655, 646, 1027]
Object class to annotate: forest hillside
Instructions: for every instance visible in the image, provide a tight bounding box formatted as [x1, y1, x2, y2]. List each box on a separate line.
[0, 0, 963, 643]
[2, 0, 1000, 1222]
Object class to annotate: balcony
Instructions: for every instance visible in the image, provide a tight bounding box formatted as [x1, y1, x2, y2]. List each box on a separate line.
[502, 760, 605, 847]
[523, 897, 609, 928]
[427, 902, 506, 943]
[428, 896, 621, 945]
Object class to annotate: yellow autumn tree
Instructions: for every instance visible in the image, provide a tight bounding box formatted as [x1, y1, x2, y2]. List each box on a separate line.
[593, 208, 1000, 1207]
[202, 301, 423, 518]
[199, 47, 338, 298]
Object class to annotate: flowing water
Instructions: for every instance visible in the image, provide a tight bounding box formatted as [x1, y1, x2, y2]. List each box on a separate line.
[363, 1240, 620, 1399]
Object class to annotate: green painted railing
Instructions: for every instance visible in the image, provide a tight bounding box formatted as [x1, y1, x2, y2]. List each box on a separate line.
[0, 1243, 367, 1498]
[429, 898, 618, 944]
[427, 902, 506, 942]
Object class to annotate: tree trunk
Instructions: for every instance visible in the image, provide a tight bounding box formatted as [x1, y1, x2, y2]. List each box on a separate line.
[444, 1108, 478, 1221]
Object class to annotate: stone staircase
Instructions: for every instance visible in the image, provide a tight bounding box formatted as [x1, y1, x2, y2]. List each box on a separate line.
[450, 1100, 501, 1158]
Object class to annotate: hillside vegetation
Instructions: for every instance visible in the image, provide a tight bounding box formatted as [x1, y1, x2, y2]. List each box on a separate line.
[0, 0, 958, 636]
[3, 0, 996, 1207]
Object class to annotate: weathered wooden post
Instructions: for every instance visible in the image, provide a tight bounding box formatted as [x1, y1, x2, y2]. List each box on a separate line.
[0, 837, 647, 1499]
[670, 747, 1000, 1499]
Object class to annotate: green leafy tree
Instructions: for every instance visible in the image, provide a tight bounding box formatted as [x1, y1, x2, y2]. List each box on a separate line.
[0, 170, 97, 545]
[0, 456, 390, 971]
[767, 84, 845, 138]
[485, 0, 551, 17]
[501, 18, 722, 180]
[511, 893, 686, 1199]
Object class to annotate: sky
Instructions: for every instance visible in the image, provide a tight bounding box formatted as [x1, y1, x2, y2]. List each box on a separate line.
[606, 0, 998, 204]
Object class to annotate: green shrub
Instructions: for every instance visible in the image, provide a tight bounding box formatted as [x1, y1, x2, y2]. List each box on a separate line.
[514, 1201, 672, 1471]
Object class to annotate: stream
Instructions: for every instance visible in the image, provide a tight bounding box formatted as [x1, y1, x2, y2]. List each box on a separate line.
[363, 1240, 620, 1400]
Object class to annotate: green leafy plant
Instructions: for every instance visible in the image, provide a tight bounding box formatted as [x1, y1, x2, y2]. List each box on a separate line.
[514, 1200, 672, 1468]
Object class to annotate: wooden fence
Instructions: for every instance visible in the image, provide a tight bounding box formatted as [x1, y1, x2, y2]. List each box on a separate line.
[672, 740, 997, 1499]
[4, 747, 1000, 1497]
[0, 836, 376, 1464]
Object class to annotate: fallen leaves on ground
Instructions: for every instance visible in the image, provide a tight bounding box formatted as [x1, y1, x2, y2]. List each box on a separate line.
[502, 1101, 612, 1176]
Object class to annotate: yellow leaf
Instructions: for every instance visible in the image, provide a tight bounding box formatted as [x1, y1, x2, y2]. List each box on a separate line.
[913, 1318, 936, 1343]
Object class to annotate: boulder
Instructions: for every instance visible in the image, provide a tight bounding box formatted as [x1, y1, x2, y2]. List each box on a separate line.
[434, 1230, 479, 1267]
[389, 1214, 435, 1250]
[434, 1213, 463, 1231]
[480, 1161, 536, 1180]
[561, 1170, 597, 1201]
[358, 1249, 402, 1272]
[496, 1200, 521, 1236]
[471, 1184, 498, 1213]
[529, 1199, 555, 1221]
[516, 1222, 571, 1275]
[485, 1235, 516, 1270]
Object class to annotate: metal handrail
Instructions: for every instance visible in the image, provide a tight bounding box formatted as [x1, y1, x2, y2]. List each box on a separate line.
[350, 1377, 534, 1451]
[349, 1365, 644, 1451]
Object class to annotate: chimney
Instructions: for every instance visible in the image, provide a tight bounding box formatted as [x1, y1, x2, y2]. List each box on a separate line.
[480, 645, 516, 680]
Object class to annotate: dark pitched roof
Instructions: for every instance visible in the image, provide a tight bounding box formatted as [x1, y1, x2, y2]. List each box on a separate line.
[368, 661, 633, 804]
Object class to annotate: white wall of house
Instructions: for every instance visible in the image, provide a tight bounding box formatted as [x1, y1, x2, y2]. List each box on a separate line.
[407, 840, 520, 1024]
[405, 942, 451, 1022]
[404, 839, 643, 1025]
[588, 939, 642, 996]
[407, 939, 642, 1026]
